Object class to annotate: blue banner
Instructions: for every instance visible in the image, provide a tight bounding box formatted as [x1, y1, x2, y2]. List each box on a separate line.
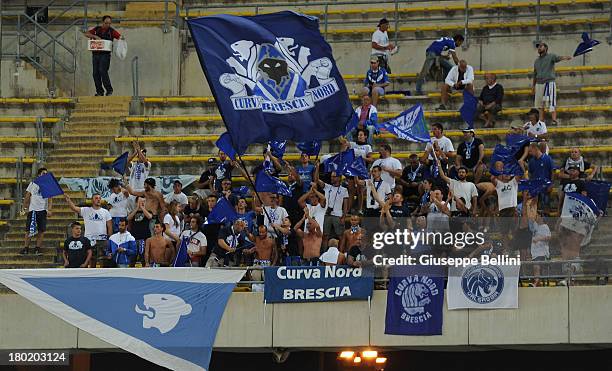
[459, 89, 478, 129]
[0, 269, 246, 371]
[385, 265, 444, 335]
[374, 104, 430, 143]
[263, 266, 374, 303]
[188, 12, 354, 154]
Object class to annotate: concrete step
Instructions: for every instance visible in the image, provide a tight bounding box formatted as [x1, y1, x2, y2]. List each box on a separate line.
[0, 253, 56, 262]
[77, 96, 131, 105]
[50, 144, 109, 151]
[46, 155, 106, 163]
[5, 231, 66, 240]
[0, 247, 57, 255]
[46, 170, 102, 178]
[50, 148, 108, 156]
[0, 262, 60, 269]
[62, 127, 119, 135]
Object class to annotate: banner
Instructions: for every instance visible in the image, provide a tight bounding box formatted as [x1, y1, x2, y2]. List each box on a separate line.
[385, 265, 444, 335]
[560, 192, 600, 246]
[59, 175, 198, 199]
[188, 11, 354, 154]
[263, 266, 373, 303]
[447, 264, 520, 309]
[0, 268, 245, 371]
[374, 104, 430, 143]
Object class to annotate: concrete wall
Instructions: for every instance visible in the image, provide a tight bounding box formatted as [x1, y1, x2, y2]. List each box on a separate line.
[1, 287, 611, 351]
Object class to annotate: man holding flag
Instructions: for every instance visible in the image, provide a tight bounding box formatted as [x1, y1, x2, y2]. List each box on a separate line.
[20, 168, 54, 256]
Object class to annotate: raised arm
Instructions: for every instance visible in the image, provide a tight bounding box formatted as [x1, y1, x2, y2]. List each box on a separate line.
[435, 157, 451, 184]
[63, 194, 81, 214]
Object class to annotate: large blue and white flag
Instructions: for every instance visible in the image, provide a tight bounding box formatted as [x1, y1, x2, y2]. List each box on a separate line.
[375, 104, 430, 143]
[385, 265, 444, 335]
[447, 264, 520, 309]
[560, 192, 600, 246]
[0, 268, 245, 371]
[188, 12, 355, 154]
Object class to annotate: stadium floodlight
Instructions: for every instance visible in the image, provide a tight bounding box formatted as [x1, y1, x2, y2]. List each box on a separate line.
[339, 351, 355, 359]
[375, 357, 387, 364]
[361, 350, 378, 359]
[353, 356, 362, 363]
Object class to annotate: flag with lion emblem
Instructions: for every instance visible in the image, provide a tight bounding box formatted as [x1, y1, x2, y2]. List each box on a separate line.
[447, 264, 519, 309]
[187, 11, 355, 154]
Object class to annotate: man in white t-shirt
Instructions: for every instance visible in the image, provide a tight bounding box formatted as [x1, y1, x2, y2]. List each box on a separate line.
[164, 180, 189, 210]
[437, 157, 478, 216]
[106, 178, 129, 234]
[128, 143, 151, 192]
[364, 165, 392, 217]
[314, 172, 349, 242]
[371, 144, 402, 189]
[20, 167, 53, 256]
[261, 194, 289, 238]
[371, 18, 395, 73]
[491, 160, 522, 245]
[425, 123, 455, 161]
[65, 193, 112, 267]
[523, 108, 549, 153]
[176, 215, 207, 267]
[298, 184, 327, 237]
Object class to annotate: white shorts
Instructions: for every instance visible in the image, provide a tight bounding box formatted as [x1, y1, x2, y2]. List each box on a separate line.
[534, 81, 557, 112]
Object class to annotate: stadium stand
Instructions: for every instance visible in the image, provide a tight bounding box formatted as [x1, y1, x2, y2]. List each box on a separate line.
[0, 0, 611, 281]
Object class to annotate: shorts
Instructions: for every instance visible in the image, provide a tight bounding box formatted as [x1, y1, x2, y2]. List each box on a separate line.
[512, 228, 532, 254]
[534, 81, 556, 112]
[364, 86, 385, 96]
[477, 102, 502, 115]
[25, 210, 47, 233]
[532, 255, 549, 262]
[323, 215, 343, 239]
[446, 81, 466, 90]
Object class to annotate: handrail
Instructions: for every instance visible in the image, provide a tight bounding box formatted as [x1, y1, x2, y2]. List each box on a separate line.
[132, 56, 139, 99]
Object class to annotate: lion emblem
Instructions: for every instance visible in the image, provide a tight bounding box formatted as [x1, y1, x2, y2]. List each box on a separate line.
[401, 283, 431, 315]
[134, 294, 192, 334]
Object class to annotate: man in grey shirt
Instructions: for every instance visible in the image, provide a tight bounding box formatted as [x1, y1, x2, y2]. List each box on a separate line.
[532, 42, 572, 125]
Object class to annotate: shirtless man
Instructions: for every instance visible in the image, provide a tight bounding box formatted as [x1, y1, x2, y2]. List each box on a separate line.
[128, 177, 166, 234]
[144, 222, 174, 267]
[339, 215, 363, 253]
[295, 207, 323, 265]
[245, 224, 277, 281]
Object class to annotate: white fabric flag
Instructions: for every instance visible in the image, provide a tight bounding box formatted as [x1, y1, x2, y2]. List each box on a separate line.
[447, 264, 520, 310]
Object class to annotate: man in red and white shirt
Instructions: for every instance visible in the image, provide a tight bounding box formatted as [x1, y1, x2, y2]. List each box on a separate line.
[84, 15, 123, 96]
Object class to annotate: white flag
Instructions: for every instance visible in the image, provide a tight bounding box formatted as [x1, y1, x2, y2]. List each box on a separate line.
[447, 264, 520, 310]
[560, 192, 600, 246]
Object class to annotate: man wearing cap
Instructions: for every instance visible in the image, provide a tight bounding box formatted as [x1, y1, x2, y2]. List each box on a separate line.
[558, 164, 588, 211]
[361, 57, 389, 106]
[440, 59, 474, 110]
[533, 41, 572, 126]
[456, 128, 486, 184]
[371, 18, 395, 73]
[416, 34, 464, 96]
[195, 158, 218, 198]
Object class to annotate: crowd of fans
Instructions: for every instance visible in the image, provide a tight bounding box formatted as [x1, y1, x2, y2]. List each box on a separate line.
[16, 21, 604, 287]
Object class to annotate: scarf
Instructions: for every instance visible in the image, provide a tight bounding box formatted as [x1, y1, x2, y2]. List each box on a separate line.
[565, 156, 585, 171]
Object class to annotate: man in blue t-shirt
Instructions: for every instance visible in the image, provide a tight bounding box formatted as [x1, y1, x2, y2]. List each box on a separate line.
[296, 153, 316, 193]
[415, 34, 464, 96]
[361, 56, 389, 106]
[527, 143, 554, 213]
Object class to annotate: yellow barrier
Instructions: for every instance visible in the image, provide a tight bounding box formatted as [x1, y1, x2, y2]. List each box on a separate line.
[0, 98, 72, 105]
[0, 157, 35, 164]
[0, 200, 15, 206]
[103, 145, 612, 163]
[0, 137, 51, 143]
[0, 117, 61, 123]
[114, 124, 612, 144]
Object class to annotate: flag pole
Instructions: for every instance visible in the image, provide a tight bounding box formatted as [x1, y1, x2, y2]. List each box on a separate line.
[236, 154, 274, 226]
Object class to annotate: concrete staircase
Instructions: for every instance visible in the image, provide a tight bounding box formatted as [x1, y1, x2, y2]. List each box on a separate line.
[0, 96, 130, 269]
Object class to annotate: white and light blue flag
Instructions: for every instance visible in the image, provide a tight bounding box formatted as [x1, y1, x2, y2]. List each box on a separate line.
[0, 268, 245, 371]
[560, 192, 600, 246]
[447, 264, 520, 309]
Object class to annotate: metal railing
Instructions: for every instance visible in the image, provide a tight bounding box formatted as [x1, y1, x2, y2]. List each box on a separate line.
[131, 55, 139, 99]
[35, 117, 45, 165]
[13, 157, 24, 220]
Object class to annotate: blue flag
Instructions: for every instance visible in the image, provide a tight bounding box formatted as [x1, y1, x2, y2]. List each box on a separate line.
[324, 149, 355, 175]
[296, 140, 322, 156]
[33, 172, 64, 198]
[102, 152, 129, 175]
[584, 180, 611, 214]
[345, 155, 369, 179]
[268, 140, 287, 159]
[375, 104, 430, 143]
[459, 89, 478, 129]
[173, 236, 190, 267]
[215, 132, 237, 160]
[206, 197, 238, 224]
[255, 169, 291, 196]
[232, 185, 251, 198]
[519, 178, 552, 197]
[188, 12, 355, 154]
[489, 144, 524, 177]
[0, 268, 246, 371]
[385, 265, 445, 335]
[574, 32, 600, 57]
